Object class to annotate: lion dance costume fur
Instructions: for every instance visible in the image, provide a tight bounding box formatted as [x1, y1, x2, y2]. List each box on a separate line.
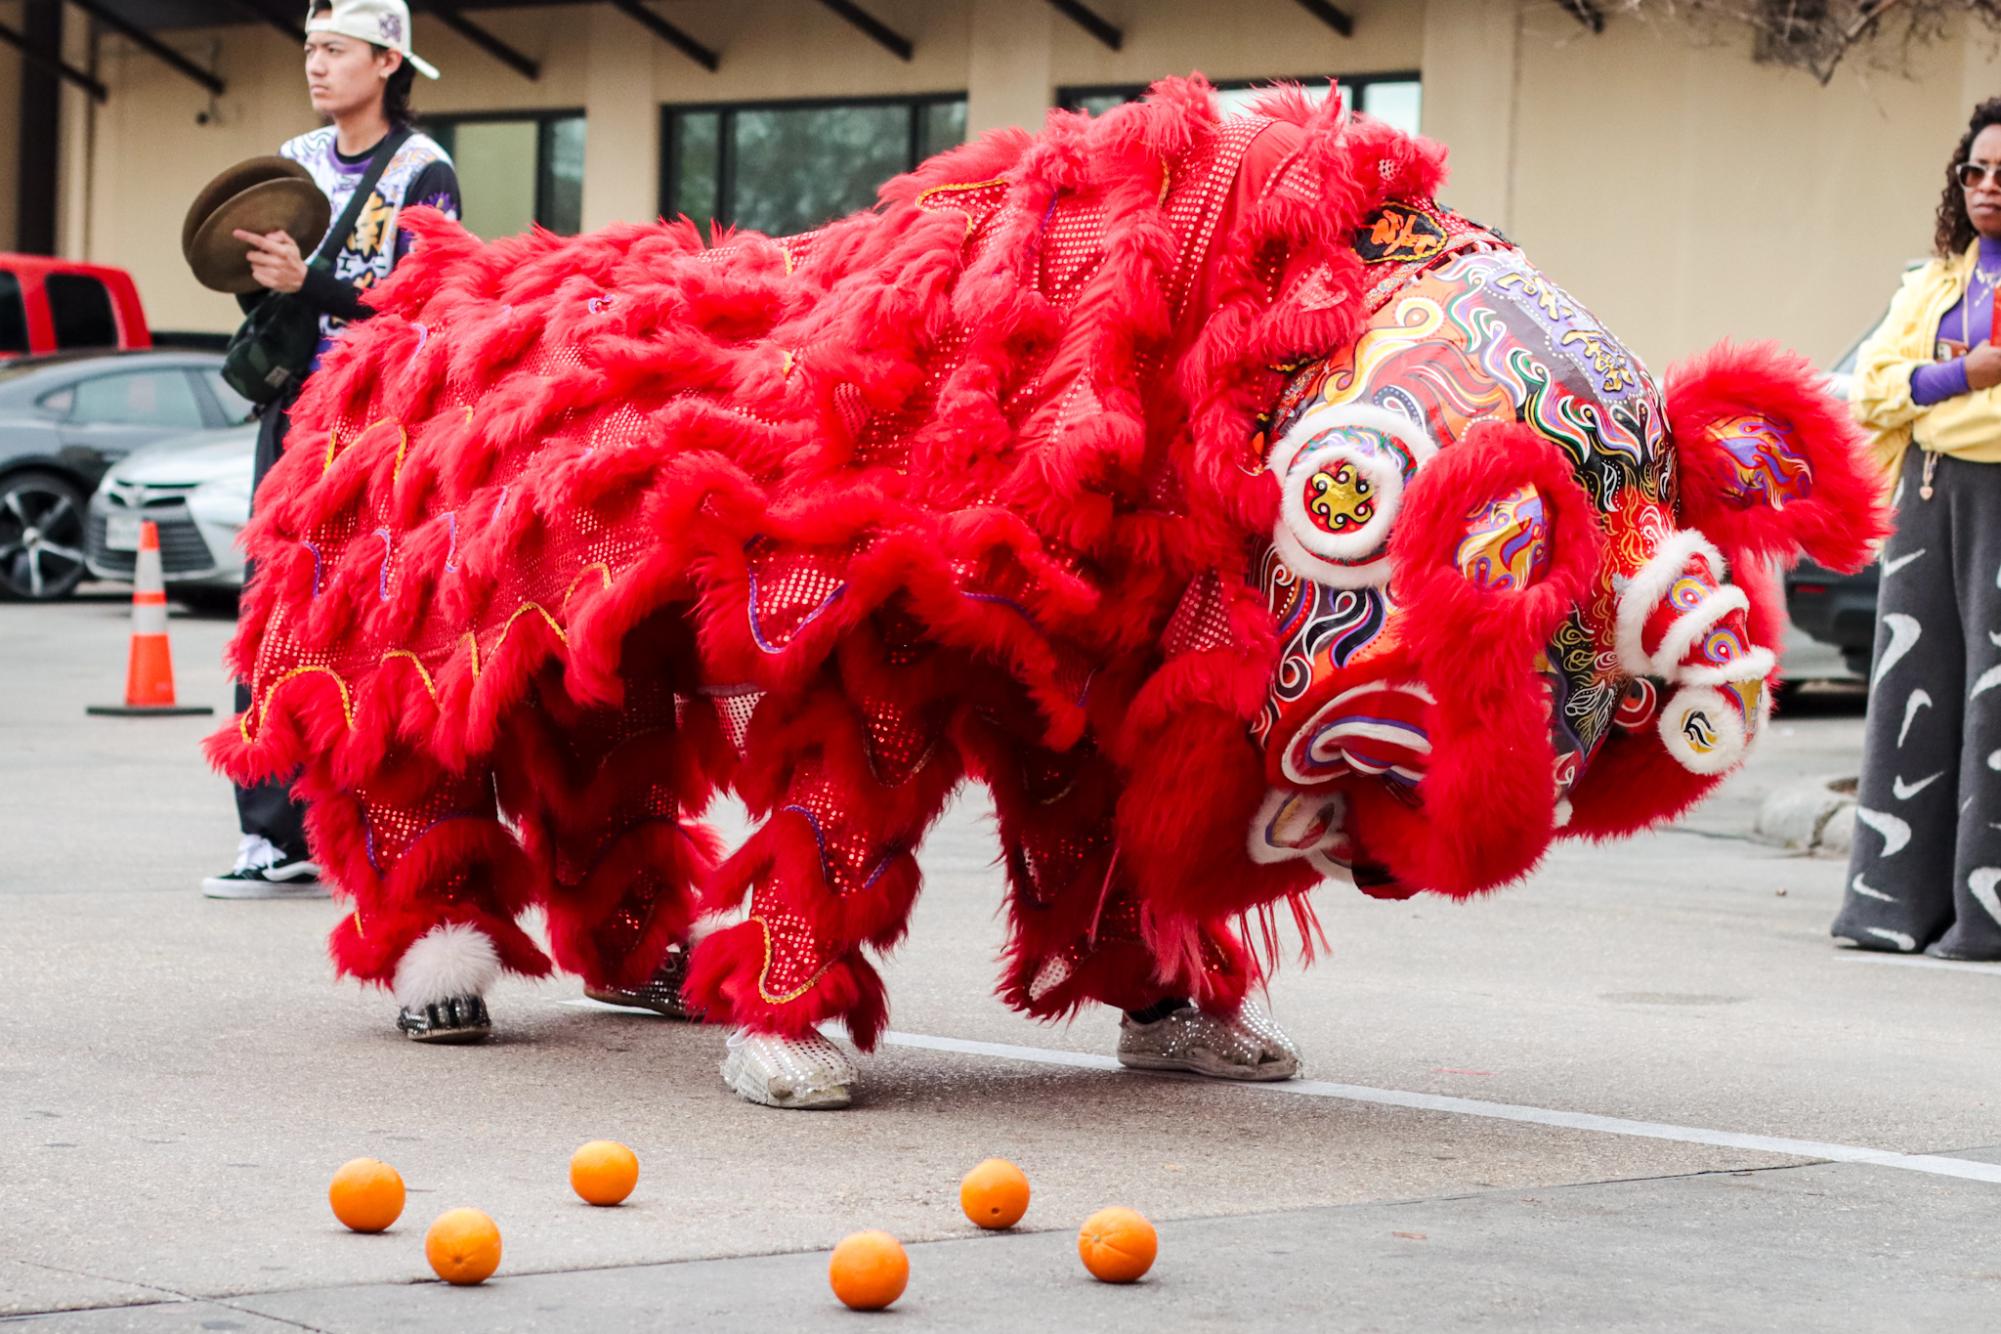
[212, 80, 1885, 1058]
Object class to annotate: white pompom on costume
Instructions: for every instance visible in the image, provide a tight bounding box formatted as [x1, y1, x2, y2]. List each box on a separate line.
[392, 922, 502, 1008]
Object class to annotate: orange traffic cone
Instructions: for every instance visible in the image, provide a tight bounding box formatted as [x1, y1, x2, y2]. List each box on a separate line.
[86, 520, 215, 718]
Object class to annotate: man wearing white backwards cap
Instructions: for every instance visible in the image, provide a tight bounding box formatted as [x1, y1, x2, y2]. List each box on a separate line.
[205, 0, 461, 905]
[307, 0, 441, 79]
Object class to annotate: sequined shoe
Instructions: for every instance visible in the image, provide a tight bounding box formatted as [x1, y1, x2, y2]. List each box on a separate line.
[583, 946, 692, 1019]
[720, 1029, 856, 1109]
[396, 994, 492, 1044]
[391, 924, 499, 1044]
[1116, 997, 1301, 1081]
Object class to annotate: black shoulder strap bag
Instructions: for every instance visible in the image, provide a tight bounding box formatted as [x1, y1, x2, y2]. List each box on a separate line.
[223, 127, 413, 406]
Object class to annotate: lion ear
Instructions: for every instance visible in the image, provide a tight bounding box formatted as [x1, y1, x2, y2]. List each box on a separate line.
[1663, 340, 1889, 575]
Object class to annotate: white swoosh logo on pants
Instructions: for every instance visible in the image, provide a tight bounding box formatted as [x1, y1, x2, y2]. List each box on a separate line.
[1855, 807, 1912, 857]
[1972, 869, 2001, 928]
[1892, 771, 1945, 800]
[1899, 690, 1932, 747]
[1849, 875, 1895, 903]
[1873, 615, 1920, 690]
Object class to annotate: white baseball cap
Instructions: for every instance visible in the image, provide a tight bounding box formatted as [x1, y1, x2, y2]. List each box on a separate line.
[304, 1, 440, 80]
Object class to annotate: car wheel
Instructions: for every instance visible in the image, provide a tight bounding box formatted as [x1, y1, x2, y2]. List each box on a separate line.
[0, 469, 89, 602]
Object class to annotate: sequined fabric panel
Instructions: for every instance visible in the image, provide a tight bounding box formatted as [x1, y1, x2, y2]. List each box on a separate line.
[680, 684, 756, 760]
[857, 691, 938, 787]
[745, 543, 847, 653]
[355, 765, 493, 876]
[1161, 570, 1235, 657]
[747, 902, 830, 1003]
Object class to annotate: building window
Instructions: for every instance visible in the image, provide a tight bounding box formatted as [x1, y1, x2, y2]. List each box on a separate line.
[1060, 74, 1423, 138]
[45, 273, 118, 350]
[662, 95, 968, 239]
[429, 112, 586, 240]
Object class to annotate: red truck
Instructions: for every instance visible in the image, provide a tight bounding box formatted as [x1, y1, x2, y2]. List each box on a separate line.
[0, 254, 153, 358]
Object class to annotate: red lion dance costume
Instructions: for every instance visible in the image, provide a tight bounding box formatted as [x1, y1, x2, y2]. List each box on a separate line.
[212, 80, 1884, 1108]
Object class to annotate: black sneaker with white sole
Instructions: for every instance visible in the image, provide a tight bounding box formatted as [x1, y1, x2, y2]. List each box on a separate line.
[201, 835, 327, 899]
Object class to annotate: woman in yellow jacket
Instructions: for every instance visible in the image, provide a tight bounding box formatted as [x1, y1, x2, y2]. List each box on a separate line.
[1833, 98, 2001, 959]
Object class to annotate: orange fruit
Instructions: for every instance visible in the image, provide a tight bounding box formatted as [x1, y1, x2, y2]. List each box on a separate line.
[569, 1140, 639, 1206]
[424, 1208, 502, 1286]
[1078, 1206, 1157, 1283]
[828, 1230, 908, 1310]
[959, 1157, 1030, 1230]
[327, 1158, 404, 1234]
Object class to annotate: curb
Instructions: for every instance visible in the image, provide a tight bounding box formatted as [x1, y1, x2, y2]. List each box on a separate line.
[1753, 776, 1857, 856]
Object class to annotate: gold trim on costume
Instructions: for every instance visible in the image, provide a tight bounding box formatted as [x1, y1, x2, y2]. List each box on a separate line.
[241, 560, 614, 740]
[751, 915, 835, 1004]
[240, 664, 356, 743]
[562, 564, 614, 607]
[379, 649, 438, 702]
[322, 418, 403, 474]
[914, 177, 1009, 240]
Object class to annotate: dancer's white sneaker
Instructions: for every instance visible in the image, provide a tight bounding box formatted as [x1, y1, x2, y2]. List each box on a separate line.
[721, 1029, 856, 1109]
[1116, 997, 1301, 1081]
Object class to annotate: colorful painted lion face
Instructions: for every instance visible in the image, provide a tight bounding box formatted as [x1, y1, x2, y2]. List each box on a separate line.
[1243, 216, 1880, 899]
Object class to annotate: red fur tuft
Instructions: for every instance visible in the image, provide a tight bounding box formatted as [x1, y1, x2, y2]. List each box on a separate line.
[1666, 340, 1891, 575]
[1357, 421, 1606, 897]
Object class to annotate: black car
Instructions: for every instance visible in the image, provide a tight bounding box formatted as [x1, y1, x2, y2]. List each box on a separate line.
[1780, 317, 1886, 682]
[0, 349, 249, 600]
[1786, 558, 1878, 678]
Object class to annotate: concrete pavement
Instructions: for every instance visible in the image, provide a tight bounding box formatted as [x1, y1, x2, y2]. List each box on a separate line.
[3, 593, 1996, 1331]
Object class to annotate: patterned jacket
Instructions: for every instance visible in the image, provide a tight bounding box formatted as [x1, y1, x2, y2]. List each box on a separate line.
[279, 125, 460, 345]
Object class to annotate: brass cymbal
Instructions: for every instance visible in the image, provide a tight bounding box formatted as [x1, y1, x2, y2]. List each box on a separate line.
[182, 155, 316, 262]
[186, 177, 333, 295]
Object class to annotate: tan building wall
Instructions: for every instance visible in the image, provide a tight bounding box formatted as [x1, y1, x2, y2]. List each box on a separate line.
[1493, 4, 1974, 374]
[31, 0, 1997, 372]
[0, 0, 25, 252]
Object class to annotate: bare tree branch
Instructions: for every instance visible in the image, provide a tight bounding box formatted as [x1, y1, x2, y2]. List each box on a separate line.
[1611, 0, 2001, 84]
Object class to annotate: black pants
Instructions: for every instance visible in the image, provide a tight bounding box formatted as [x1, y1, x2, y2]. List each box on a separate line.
[233, 399, 311, 862]
[1832, 449, 2001, 959]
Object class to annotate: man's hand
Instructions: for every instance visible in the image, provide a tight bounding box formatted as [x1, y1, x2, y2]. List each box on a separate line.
[1965, 342, 2001, 391]
[232, 228, 307, 294]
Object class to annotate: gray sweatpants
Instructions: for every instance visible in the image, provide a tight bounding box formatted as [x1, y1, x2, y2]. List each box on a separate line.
[1832, 448, 2001, 959]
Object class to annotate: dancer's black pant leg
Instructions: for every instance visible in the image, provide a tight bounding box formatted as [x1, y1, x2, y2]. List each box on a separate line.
[230, 401, 312, 864]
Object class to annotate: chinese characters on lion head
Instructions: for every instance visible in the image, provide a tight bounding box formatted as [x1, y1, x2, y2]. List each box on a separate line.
[210, 77, 1885, 1107]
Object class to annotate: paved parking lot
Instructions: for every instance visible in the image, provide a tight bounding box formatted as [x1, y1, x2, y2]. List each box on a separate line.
[3, 591, 1996, 1331]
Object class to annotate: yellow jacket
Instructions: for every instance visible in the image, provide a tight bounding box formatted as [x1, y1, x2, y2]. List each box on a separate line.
[1852, 242, 2001, 468]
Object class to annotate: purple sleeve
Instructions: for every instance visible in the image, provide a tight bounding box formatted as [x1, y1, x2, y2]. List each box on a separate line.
[1911, 357, 1971, 407]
